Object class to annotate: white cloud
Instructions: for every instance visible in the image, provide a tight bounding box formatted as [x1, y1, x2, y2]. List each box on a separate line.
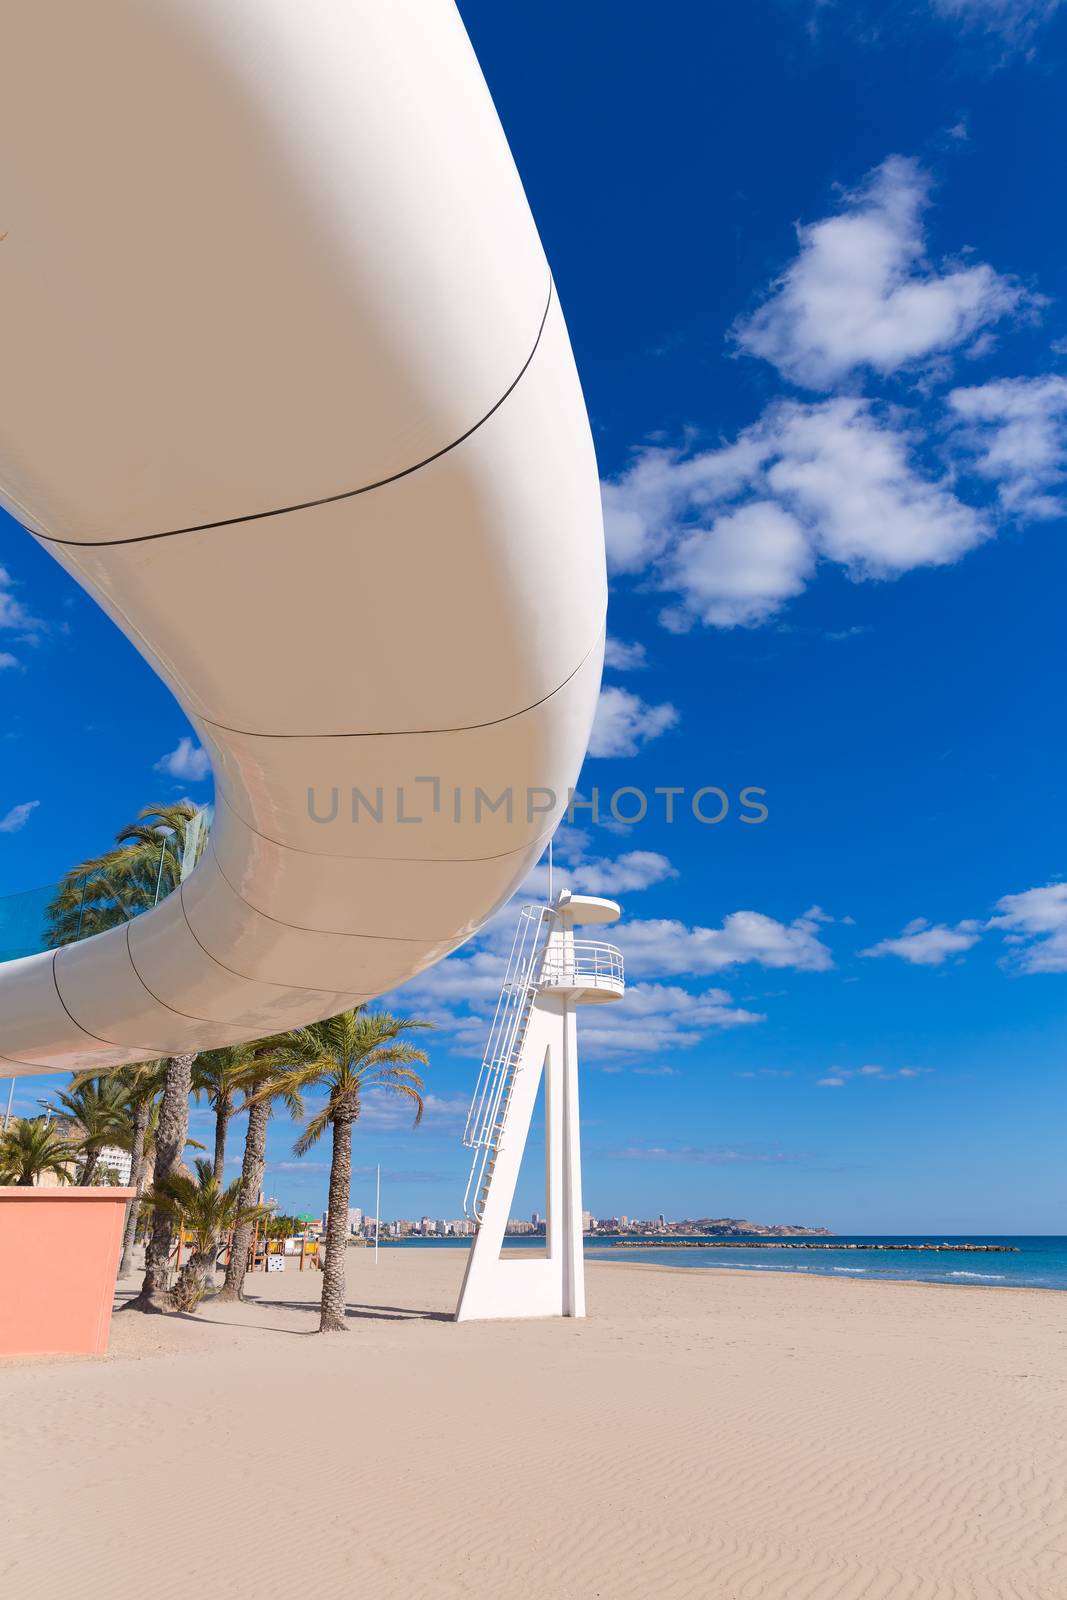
[574, 850, 677, 895]
[392, 970, 764, 1068]
[663, 501, 813, 629]
[604, 397, 988, 630]
[417, 1092, 470, 1129]
[154, 736, 210, 782]
[602, 637, 647, 671]
[548, 823, 597, 866]
[603, 434, 764, 576]
[392, 845, 680, 1046]
[949, 375, 1067, 519]
[0, 799, 39, 834]
[862, 884, 1067, 974]
[818, 1064, 931, 1086]
[523, 848, 678, 902]
[733, 156, 1033, 389]
[987, 882, 1067, 972]
[390, 860, 791, 1064]
[580, 981, 765, 1059]
[607, 1144, 796, 1164]
[602, 155, 1051, 634]
[404, 840, 675, 988]
[297, 1088, 468, 1136]
[931, 0, 1063, 41]
[861, 916, 982, 966]
[266, 1160, 447, 1183]
[764, 399, 988, 574]
[389, 949, 509, 1012]
[0, 652, 18, 670]
[615, 907, 833, 977]
[588, 686, 679, 757]
[0, 566, 41, 640]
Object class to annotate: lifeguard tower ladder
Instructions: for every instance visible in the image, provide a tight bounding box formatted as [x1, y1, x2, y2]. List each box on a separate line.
[455, 889, 624, 1321]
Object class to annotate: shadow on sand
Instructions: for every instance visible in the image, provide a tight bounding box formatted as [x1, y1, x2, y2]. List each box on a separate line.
[112, 1285, 451, 1335]
[252, 1296, 453, 1324]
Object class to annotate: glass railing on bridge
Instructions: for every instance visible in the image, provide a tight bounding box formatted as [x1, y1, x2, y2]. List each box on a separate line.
[0, 805, 212, 962]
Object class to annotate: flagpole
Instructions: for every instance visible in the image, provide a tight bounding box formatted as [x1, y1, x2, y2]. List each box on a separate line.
[374, 1163, 380, 1266]
[2, 1077, 14, 1131]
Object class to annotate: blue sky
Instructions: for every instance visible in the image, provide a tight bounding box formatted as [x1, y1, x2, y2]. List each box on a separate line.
[3, 0, 1067, 1230]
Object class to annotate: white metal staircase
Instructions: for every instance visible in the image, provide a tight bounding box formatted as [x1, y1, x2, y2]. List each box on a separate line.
[461, 903, 552, 1221]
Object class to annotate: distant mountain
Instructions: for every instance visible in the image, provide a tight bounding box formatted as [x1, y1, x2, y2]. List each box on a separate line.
[688, 1218, 833, 1237]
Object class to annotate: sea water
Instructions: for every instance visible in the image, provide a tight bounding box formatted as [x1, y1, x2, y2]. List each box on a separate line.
[583, 1235, 1067, 1290]
[386, 1235, 1067, 1290]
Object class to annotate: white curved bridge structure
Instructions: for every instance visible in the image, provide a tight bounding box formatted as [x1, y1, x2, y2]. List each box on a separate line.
[0, 1, 606, 1076]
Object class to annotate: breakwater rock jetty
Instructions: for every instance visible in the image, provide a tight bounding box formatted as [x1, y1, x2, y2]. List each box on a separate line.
[608, 1240, 1020, 1253]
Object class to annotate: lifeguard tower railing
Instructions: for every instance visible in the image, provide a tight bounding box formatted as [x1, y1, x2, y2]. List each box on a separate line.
[460, 904, 625, 1221]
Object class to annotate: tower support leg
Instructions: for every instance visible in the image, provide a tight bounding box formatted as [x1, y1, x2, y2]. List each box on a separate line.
[455, 994, 586, 1322]
[561, 1000, 585, 1318]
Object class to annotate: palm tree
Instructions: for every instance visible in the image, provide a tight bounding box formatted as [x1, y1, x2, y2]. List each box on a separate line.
[40, 1076, 129, 1185]
[44, 802, 206, 946]
[193, 1046, 254, 1184]
[88, 1164, 125, 1185]
[43, 801, 209, 1315]
[145, 1158, 271, 1311]
[69, 1057, 203, 1280]
[127, 1051, 198, 1313]
[281, 1010, 429, 1333]
[216, 1049, 306, 1305]
[0, 1117, 75, 1186]
[106, 1062, 168, 1277]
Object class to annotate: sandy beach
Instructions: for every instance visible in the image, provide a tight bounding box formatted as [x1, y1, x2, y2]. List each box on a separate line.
[2, 1251, 1065, 1600]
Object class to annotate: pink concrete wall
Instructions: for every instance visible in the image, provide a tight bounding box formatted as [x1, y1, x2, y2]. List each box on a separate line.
[0, 1187, 134, 1357]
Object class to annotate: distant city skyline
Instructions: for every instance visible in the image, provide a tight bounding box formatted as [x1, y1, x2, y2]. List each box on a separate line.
[337, 1211, 835, 1241]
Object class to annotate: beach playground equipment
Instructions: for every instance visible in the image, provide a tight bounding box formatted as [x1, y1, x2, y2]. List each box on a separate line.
[0, 1, 606, 1079]
[0, 3, 606, 1352]
[456, 892, 624, 1322]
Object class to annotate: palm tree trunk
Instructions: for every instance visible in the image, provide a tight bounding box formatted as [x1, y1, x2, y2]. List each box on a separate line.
[216, 1098, 269, 1303]
[78, 1152, 98, 1186]
[199, 1095, 234, 1285]
[118, 1098, 151, 1278]
[212, 1098, 231, 1185]
[127, 1053, 195, 1314]
[319, 1112, 353, 1333]
[173, 1244, 215, 1311]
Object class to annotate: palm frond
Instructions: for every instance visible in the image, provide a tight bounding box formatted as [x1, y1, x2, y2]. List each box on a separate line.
[293, 1106, 332, 1156]
[45, 803, 206, 948]
[0, 1118, 75, 1185]
[144, 1155, 271, 1252]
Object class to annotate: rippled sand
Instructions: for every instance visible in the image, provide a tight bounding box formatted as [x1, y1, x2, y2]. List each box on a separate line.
[2, 1248, 1064, 1598]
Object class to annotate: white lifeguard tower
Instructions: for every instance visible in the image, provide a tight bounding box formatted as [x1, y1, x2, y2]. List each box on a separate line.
[455, 890, 624, 1321]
